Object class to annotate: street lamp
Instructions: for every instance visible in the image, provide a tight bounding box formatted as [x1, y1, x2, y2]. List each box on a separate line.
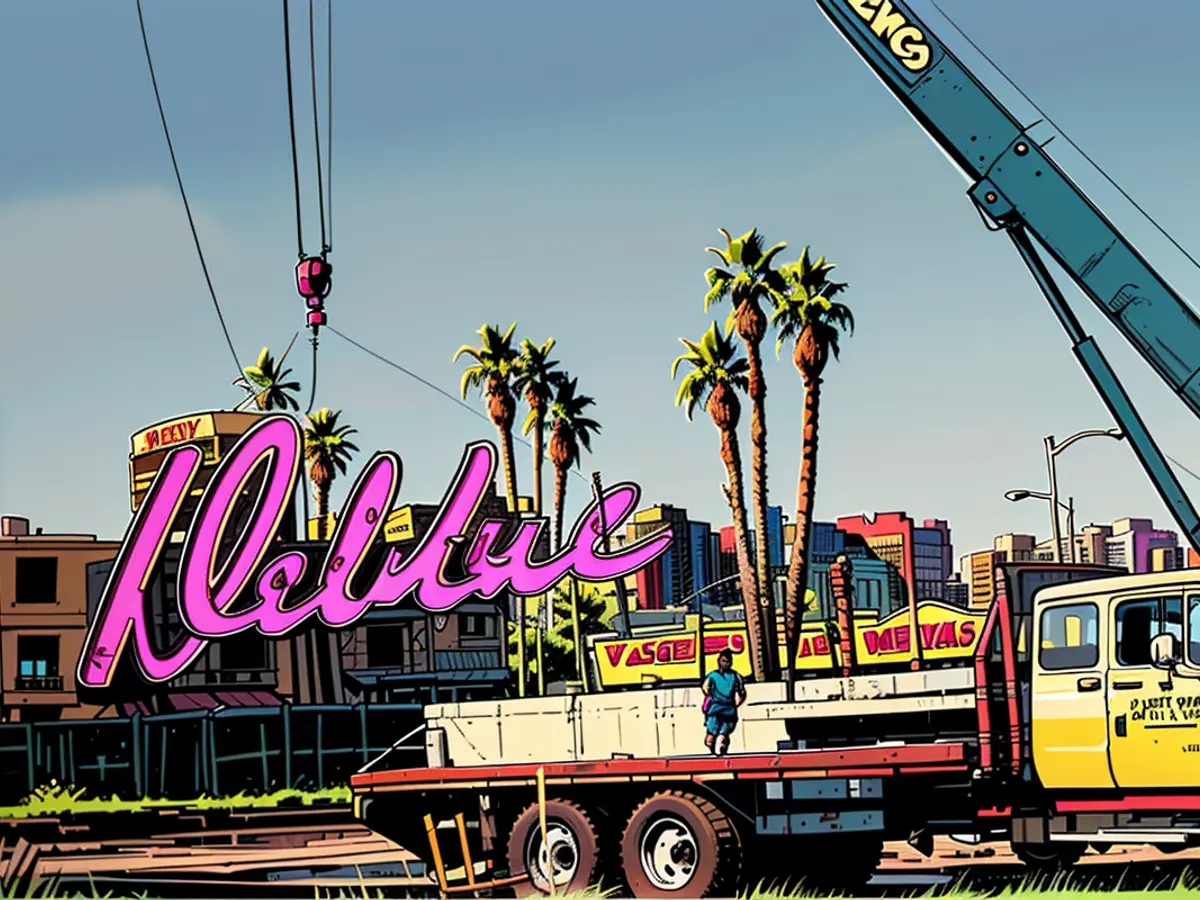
[1044, 428, 1125, 564]
[1005, 490, 1075, 563]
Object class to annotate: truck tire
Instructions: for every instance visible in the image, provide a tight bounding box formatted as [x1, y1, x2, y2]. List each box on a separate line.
[1012, 841, 1084, 871]
[506, 799, 600, 896]
[619, 790, 740, 898]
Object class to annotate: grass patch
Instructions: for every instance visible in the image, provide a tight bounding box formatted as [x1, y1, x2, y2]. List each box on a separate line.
[0, 781, 350, 819]
[742, 867, 1200, 898]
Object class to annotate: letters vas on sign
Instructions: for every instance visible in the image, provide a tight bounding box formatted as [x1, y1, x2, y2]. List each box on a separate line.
[78, 415, 671, 688]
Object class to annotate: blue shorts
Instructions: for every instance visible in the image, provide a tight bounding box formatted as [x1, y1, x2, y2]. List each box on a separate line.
[705, 713, 738, 736]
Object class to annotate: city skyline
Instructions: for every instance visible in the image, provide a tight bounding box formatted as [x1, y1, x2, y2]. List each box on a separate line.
[9, 1, 1200, 570]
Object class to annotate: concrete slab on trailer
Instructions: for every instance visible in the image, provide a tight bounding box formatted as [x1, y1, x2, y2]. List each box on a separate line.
[420, 668, 977, 766]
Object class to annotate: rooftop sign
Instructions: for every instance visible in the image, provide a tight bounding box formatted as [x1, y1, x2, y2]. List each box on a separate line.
[80, 414, 671, 688]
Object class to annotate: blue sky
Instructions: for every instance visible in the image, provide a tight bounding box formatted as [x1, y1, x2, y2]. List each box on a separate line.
[6, 0, 1200, 571]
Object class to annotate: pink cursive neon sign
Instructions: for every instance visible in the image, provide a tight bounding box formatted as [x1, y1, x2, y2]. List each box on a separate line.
[78, 415, 671, 688]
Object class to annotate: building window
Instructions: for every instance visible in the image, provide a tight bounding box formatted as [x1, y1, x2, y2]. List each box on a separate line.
[217, 630, 270, 673]
[15, 558, 57, 604]
[1038, 603, 1099, 671]
[461, 614, 493, 638]
[367, 622, 422, 670]
[16, 635, 61, 691]
[1115, 596, 1183, 667]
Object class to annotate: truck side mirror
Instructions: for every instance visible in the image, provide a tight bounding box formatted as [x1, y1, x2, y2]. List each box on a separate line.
[1151, 632, 1181, 669]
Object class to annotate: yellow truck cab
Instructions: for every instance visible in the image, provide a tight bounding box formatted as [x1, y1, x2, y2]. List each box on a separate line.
[1033, 568, 1200, 792]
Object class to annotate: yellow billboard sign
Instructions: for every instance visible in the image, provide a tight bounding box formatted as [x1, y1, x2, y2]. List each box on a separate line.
[307, 513, 337, 540]
[592, 600, 987, 688]
[383, 507, 415, 543]
[131, 414, 216, 458]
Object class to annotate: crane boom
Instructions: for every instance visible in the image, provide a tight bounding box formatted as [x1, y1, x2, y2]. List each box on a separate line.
[816, 0, 1200, 553]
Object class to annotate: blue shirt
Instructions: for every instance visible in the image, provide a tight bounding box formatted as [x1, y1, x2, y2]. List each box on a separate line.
[703, 669, 745, 716]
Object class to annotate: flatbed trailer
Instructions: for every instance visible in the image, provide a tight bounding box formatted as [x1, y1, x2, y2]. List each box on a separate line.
[352, 741, 983, 897]
[351, 563, 1142, 897]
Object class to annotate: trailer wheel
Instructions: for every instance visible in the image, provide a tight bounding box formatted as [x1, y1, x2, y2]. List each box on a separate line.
[1012, 841, 1084, 871]
[619, 791, 739, 898]
[507, 799, 600, 896]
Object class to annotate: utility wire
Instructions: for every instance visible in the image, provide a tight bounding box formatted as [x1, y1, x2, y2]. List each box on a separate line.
[283, 0, 305, 258]
[326, 327, 590, 484]
[308, 0, 328, 253]
[929, 0, 1200, 275]
[136, 0, 242, 381]
[929, 2, 1200, 511]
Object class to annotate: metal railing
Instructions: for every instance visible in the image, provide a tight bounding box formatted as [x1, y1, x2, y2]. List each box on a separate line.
[14, 675, 63, 692]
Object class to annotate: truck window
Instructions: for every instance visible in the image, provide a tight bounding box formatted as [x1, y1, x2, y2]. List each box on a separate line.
[1189, 596, 1200, 666]
[1039, 603, 1098, 670]
[1115, 596, 1183, 667]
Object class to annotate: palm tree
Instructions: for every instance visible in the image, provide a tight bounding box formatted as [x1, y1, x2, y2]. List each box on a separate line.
[704, 228, 787, 682]
[303, 408, 360, 541]
[454, 323, 522, 512]
[236, 344, 302, 411]
[546, 375, 601, 552]
[513, 337, 561, 518]
[771, 248, 856, 679]
[672, 323, 770, 683]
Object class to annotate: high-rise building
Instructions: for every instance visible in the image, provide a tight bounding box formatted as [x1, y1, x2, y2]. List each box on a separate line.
[747, 505, 786, 570]
[944, 574, 970, 608]
[992, 533, 1036, 562]
[688, 522, 712, 607]
[628, 505, 692, 608]
[1105, 518, 1178, 573]
[913, 519, 952, 600]
[962, 550, 1003, 611]
[1150, 547, 1185, 571]
[836, 512, 918, 603]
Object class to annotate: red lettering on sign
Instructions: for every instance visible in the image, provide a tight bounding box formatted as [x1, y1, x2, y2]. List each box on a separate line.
[627, 643, 655, 666]
[960, 621, 976, 646]
[703, 636, 729, 654]
[604, 643, 627, 667]
[673, 639, 696, 662]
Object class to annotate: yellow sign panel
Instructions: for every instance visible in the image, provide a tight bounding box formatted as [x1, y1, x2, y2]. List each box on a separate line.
[307, 513, 337, 540]
[131, 414, 216, 458]
[383, 507, 415, 543]
[592, 600, 987, 688]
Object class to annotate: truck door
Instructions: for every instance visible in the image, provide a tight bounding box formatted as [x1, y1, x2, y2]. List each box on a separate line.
[1108, 591, 1200, 788]
[1032, 600, 1114, 790]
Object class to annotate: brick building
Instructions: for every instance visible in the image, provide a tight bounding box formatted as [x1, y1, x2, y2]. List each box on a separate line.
[0, 516, 117, 721]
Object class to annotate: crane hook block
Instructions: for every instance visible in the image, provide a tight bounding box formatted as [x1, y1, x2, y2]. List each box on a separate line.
[296, 257, 333, 306]
[307, 310, 327, 329]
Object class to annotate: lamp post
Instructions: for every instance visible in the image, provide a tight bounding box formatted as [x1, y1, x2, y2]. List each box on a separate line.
[1005, 490, 1075, 562]
[1043, 428, 1124, 563]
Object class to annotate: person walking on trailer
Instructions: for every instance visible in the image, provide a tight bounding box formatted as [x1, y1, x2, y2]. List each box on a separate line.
[701, 649, 746, 755]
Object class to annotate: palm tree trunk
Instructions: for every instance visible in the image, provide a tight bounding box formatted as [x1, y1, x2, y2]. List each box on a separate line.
[493, 425, 525, 697]
[784, 378, 821, 681]
[500, 426, 519, 514]
[720, 426, 769, 683]
[316, 481, 330, 541]
[532, 412, 545, 517]
[745, 339, 780, 681]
